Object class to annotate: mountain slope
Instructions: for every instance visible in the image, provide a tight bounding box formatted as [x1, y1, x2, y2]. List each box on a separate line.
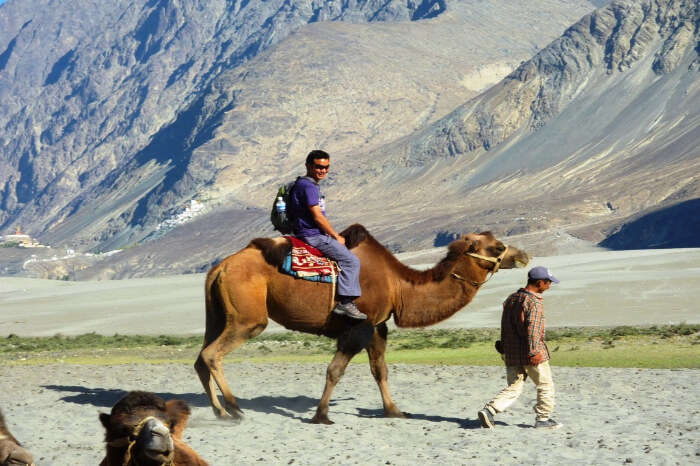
[0, 0, 598, 253]
[333, 0, 699, 251]
[0, 0, 449, 240]
[2, 0, 697, 279]
[76, 0, 699, 279]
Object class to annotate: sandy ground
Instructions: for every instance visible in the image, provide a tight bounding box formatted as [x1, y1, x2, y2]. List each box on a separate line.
[1, 248, 699, 336]
[1, 362, 698, 465]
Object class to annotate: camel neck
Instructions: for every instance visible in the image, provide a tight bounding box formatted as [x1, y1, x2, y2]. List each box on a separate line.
[393, 275, 479, 328]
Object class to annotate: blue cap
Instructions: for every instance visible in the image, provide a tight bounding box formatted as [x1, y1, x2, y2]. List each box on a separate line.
[528, 266, 560, 284]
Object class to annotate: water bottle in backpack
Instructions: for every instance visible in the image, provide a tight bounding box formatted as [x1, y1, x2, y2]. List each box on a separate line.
[275, 196, 286, 212]
[270, 181, 295, 234]
[275, 196, 286, 221]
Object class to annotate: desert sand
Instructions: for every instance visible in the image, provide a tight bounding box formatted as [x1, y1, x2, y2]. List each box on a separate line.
[1, 363, 698, 465]
[1, 247, 699, 465]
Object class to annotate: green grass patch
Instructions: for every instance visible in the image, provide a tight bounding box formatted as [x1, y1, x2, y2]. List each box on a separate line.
[3, 325, 699, 368]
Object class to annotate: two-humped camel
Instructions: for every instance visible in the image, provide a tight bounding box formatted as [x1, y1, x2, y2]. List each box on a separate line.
[195, 224, 529, 424]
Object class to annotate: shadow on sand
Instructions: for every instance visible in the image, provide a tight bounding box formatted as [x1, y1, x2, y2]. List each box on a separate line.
[41, 384, 355, 421]
[41, 385, 475, 425]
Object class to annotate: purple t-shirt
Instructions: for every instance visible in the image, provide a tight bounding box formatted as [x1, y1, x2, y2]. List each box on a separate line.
[288, 177, 326, 238]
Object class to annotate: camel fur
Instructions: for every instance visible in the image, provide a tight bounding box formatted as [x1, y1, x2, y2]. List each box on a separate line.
[0, 408, 34, 466]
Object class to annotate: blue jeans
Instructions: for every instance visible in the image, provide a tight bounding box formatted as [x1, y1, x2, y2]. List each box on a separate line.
[301, 234, 362, 298]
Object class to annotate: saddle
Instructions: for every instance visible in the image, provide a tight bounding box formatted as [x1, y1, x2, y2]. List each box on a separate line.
[280, 236, 340, 283]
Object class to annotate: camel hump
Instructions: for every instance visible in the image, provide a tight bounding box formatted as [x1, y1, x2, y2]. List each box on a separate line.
[249, 237, 292, 268]
[248, 225, 368, 267]
[340, 224, 370, 249]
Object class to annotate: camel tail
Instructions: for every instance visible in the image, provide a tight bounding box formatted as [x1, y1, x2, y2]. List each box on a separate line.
[202, 265, 227, 346]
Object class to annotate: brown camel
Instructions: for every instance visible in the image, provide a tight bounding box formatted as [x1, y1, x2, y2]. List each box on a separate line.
[195, 224, 529, 424]
[99, 391, 208, 466]
[0, 408, 34, 466]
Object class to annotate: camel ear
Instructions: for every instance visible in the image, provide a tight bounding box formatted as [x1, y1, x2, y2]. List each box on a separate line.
[166, 400, 191, 439]
[99, 412, 111, 430]
[463, 238, 479, 253]
[458, 234, 481, 252]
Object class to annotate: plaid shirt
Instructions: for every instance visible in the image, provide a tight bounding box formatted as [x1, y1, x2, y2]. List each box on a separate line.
[500, 288, 550, 366]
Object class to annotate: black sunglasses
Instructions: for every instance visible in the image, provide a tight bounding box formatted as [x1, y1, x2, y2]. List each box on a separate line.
[313, 163, 330, 170]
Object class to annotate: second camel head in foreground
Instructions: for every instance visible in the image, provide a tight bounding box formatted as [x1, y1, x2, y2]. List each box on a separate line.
[99, 391, 208, 466]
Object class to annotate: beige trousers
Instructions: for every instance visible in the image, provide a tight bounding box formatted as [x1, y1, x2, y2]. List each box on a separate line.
[485, 360, 555, 421]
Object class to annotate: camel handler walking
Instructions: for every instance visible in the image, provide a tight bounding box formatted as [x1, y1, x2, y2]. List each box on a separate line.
[287, 150, 366, 320]
[478, 266, 562, 429]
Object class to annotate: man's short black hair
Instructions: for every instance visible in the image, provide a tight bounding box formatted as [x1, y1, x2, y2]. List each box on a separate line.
[306, 150, 330, 165]
[527, 277, 551, 286]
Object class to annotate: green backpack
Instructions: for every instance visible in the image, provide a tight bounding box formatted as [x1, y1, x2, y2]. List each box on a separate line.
[270, 179, 297, 234]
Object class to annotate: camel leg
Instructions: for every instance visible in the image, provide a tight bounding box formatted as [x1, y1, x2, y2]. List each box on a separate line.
[194, 351, 231, 420]
[310, 350, 353, 425]
[311, 322, 375, 424]
[367, 323, 406, 418]
[195, 322, 266, 421]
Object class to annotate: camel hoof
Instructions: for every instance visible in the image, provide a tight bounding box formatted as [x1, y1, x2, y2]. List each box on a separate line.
[385, 410, 410, 419]
[310, 414, 334, 425]
[214, 407, 244, 422]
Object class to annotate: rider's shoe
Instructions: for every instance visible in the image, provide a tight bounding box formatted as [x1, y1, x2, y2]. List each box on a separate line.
[332, 301, 367, 320]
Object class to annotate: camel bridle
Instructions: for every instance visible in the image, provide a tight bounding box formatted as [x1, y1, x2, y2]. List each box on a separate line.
[451, 245, 509, 287]
[106, 416, 174, 466]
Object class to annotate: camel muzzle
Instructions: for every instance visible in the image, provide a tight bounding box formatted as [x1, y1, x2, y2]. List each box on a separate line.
[139, 419, 174, 463]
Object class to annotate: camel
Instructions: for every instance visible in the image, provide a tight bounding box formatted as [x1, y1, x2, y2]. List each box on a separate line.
[99, 391, 208, 466]
[195, 224, 529, 424]
[0, 408, 34, 466]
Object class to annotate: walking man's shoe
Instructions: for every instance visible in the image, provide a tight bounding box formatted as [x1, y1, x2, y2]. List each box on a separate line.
[332, 301, 367, 320]
[535, 419, 562, 429]
[478, 408, 495, 428]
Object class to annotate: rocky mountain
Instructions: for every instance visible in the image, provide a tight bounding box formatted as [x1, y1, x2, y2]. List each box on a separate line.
[1, 0, 697, 279]
[0, 0, 598, 251]
[0, 0, 447, 244]
[337, 0, 699, 250]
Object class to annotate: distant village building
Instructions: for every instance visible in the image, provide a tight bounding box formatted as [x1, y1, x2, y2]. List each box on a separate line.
[156, 199, 206, 231]
[0, 226, 46, 248]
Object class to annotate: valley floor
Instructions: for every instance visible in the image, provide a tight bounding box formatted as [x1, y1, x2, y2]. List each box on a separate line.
[1, 247, 699, 336]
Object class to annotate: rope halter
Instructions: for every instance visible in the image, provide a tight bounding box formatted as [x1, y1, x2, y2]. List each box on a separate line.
[451, 245, 509, 287]
[106, 416, 173, 466]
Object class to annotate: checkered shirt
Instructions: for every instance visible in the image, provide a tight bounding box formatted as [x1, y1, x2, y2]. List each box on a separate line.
[500, 288, 550, 366]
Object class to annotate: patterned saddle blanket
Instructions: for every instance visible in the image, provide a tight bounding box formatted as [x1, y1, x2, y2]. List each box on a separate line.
[280, 236, 340, 283]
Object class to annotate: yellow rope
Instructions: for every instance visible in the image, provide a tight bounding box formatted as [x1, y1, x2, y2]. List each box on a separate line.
[330, 262, 337, 312]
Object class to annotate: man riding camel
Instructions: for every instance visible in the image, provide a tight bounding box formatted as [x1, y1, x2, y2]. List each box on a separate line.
[287, 150, 366, 320]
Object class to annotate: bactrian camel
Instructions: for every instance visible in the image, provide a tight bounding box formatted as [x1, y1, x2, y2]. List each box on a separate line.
[195, 224, 529, 424]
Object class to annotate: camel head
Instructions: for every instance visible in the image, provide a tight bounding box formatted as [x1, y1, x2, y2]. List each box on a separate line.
[100, 391, 192, 466]
[448, 232, 529, 283]
[0, 438, 34, 466]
